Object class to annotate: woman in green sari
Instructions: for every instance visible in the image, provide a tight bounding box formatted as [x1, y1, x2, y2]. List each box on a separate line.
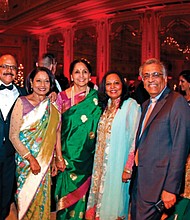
[55, 58, 101, 219]
[9, 67, 65, 220]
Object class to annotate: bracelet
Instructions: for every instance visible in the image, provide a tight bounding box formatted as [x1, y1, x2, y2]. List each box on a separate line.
[23, 152, 31, 159]
[123, 168, 132, 174]
[56, 156, 64, 162]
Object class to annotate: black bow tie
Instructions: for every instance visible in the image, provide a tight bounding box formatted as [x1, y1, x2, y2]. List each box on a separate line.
[0, 84, 13, 90]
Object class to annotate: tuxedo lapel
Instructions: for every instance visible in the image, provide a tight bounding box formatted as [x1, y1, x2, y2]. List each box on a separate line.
[0, 109, 4, 122]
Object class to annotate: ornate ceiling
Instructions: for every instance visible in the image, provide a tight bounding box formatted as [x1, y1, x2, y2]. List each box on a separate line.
[0, 0, 190, 35]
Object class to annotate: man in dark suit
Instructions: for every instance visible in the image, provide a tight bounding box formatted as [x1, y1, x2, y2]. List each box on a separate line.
[0, 54, 27, 219]
[131, 58, 190, 220]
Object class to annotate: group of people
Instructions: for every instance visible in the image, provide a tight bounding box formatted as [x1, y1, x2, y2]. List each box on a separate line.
[0, 53, 190, 220]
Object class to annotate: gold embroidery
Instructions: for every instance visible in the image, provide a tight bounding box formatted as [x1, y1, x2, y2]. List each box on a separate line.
[89, 131, 95, 139]
[57, 196, 68, 210]
[82, 195, 85, 202]
[81, 115, 88, 123]
[183, 155, 190, 199]
[79, 212, 84, 219]
[70, 210, 75, 218]
[70, 173, 77, 181]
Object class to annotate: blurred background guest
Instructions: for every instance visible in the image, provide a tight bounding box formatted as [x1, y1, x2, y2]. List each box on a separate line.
[86, 70, 141, 220]
[55, 58, 101, 219]
[9, 67, 65, 220]
[179, 70, 190, 105]
[37, 53, 69, 92]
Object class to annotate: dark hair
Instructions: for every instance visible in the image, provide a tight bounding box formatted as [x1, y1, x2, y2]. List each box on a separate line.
[69, 58, 92, 75]
[26, 67, 55, 94]
[42, 53, 56, 65]
[98, 70, 129, 110]
[179, 70, 190, 83]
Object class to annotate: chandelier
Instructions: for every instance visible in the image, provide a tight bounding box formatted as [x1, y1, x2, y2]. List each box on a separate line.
[0, 0, 9, 18]
[162, 36, 190, 59]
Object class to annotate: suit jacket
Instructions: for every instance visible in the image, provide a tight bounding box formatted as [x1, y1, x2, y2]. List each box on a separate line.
[0, 85, 27, 160]
[135, 87, 190, 203]
[53, 75, 70, 93]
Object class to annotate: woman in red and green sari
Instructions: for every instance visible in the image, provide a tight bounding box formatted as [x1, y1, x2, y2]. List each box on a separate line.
[55, 58, 101, 219]
[9, 67, 65, 220]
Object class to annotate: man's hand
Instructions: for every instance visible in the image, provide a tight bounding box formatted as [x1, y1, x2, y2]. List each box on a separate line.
[161, 190, 176, 209]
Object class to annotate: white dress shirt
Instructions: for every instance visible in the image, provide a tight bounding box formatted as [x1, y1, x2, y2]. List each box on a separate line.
[0, 81, 19, 120]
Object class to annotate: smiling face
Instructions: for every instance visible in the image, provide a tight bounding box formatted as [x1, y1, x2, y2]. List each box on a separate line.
[31, 71, 50, 96]
[179, 75, 190, 93]
[0, 55, 17, 85]
[142, 63, 167, 98]
[71, 62, 91, 89]
[105, 73, 122, 100]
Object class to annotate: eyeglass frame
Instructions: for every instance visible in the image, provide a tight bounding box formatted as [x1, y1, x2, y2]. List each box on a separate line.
[0, 64, 18, 71]
[141, 72, 164, 80]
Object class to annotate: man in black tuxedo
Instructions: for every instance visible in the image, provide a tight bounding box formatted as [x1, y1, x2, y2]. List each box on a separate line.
[0, 54, 27, 219]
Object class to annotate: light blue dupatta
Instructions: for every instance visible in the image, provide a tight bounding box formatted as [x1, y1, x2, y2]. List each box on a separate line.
[100, 98, 141, 219]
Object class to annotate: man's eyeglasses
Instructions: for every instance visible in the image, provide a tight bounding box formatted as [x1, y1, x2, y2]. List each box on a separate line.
[0, 64, 18, 71]
[142, 72, 163, 80]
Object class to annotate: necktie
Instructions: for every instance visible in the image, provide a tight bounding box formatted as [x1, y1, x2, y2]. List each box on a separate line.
[0, 84, 13, 90]
[141, 98, 157, 132]
[135, 98, 157, 166]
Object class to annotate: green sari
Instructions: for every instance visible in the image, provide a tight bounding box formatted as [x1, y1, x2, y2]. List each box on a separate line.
[55, 89, 101, 219]
[15, 98, 60, 220]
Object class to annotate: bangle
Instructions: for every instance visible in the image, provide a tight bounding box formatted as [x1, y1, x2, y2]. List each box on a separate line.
[123, 168, 132, 174]
[23, 152, 31, 159]
[56, 156, 64, 162]
[25, 154, 33, 161]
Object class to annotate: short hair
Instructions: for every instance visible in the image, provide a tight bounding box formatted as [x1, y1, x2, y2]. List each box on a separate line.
[25, 67, 55, 94]
[139, 58, 167, 78]
[38, 53, 56, 69]
[179, 70, 190, 83]
[69, 58, 92, 75]
[98, 70, 129, 110]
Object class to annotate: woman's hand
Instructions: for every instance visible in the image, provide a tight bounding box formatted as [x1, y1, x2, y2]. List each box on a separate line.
[26, 154, 41, 175]
[56, 156, 66, 172]
[51, 159, 58, 177]
[122, 170, 132, 182]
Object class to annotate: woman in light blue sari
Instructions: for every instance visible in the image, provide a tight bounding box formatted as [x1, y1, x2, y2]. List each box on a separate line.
[86, 71, 141, 220]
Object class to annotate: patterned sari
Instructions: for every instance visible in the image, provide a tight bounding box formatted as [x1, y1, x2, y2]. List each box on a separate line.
[86, 98, 141, 220]
[15, 98, 60, 220]
[55, 88, 101, 219]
